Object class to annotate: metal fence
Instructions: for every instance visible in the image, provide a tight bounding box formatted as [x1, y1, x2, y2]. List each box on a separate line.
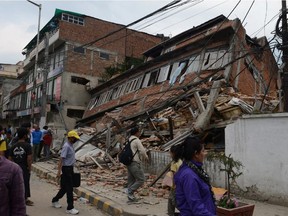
[143, 150, 171, 174]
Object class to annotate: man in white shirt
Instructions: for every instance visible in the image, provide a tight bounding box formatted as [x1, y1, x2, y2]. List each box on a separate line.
[126, 126, 149, 202]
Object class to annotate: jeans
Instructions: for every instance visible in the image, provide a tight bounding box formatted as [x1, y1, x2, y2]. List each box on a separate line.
[127, 161, 145, 194]
[22, 167, 31, 199]
[52, 166, 74, 210]
[32, 144, 40, 162]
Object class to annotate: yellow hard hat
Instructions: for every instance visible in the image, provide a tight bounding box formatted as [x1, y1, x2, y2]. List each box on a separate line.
[67, 130, 80, 139]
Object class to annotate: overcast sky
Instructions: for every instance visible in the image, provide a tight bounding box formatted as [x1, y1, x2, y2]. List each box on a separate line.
[0, 0, 282, 64]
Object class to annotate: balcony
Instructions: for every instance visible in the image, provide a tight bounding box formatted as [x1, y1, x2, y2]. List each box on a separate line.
[23, 28, 60, 67]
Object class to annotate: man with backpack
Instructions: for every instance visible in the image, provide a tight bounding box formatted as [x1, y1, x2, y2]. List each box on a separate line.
[126, 126, 149, 202]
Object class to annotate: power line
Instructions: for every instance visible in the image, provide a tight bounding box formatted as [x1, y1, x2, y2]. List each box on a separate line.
[82, 0, 195, 48]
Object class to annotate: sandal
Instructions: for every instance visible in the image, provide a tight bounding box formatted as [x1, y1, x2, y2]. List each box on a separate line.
[26, 200, 34, 206]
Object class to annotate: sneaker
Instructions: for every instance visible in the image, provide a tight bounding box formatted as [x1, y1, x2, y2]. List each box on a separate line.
[123, 188, 128, 194]
[66, 208, 79, 215]
[52, 201, 62, 208]
[26, 199, 34, 206]
[128, 193, 140, 201]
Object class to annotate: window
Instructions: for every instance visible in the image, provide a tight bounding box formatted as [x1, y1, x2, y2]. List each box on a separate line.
[89, 96, 99, 110]
[124, 77, 142, 94]
[74, 46, 85, 54]
[114, 84, 125, 99]
[169, 62, 187, 85]
[99, 52, 110, 60]
[187, 55, 201, 73]
[97, 93, 107, 106]
[47, 80, 54, 100]
[158, 65, 171, 83]
[62, 13, 84, 26]
[103, 90, 113, 103]
[71, 76, 89, 85]
[201, 48, 230, 70]
[163, 45, 175, 54]
[67, 109, 84, 118]
[148, 70, 159, 86]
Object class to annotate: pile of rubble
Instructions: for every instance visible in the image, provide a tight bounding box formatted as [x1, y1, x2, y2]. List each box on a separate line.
[47, 82, 279, 200]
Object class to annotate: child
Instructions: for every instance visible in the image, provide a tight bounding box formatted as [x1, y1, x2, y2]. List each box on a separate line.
[168, 145, 182, 216]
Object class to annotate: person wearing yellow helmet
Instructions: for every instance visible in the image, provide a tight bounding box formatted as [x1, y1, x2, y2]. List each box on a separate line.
[51, 130, 80, 215]
[67, 130, 80, 140]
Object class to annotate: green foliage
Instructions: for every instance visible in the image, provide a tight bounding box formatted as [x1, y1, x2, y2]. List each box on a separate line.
[99, 57, 144, 82]
[207, 152, 243, 199]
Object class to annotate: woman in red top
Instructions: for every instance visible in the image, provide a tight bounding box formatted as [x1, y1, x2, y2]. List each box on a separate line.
[43, 129, 53, 158]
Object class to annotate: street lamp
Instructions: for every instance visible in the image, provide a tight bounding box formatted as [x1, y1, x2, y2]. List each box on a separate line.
[27, 0, 41, 123]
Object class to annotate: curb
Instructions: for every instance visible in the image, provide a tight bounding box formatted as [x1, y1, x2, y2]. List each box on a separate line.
[32, 164, 124, 216]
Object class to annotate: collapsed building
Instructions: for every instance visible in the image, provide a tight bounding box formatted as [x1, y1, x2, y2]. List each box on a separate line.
[74, 14, 278, 155]
[44, 15, 279, 202]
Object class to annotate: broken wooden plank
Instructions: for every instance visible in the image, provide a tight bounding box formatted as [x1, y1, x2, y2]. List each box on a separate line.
[104, 152, 118, 166]
[89, 156, 103, 169]
[194, 91, 205, 113]
[168, 116, 174, 140]
[161, 130, 192, 151]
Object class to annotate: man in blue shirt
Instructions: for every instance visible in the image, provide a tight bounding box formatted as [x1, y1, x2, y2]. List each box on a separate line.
[31, 124, 42, 162]
[51, 130, 80, 215]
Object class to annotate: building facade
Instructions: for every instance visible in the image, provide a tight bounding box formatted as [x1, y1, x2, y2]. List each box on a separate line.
[6, 9, 164, 132]
[0, 62, 23, 124]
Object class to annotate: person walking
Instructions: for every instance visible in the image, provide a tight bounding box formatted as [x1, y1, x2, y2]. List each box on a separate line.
[0, 155, 26, 216]
[167, 145, 182, 216]
[126, 126, 149, 202]
[174, 136, 216, 216]
[9, 127, 34, 207]
[52, 130, 80, 215]
[31, 124, 42, 162]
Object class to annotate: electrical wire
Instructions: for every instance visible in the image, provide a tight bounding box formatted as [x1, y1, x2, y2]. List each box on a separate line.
[82, 0, 194, 48]
[116, 0, 243, 111]
[23, 0, 201, 78]
[151, 0, 229, 35]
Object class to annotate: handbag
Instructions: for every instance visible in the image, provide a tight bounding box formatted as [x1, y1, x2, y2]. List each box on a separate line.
[73, 173, 81, 187]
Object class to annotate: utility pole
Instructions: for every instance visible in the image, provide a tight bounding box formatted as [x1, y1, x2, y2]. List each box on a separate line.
[281, 0, 288, 111]
[27, 0, 41, 122]
[39, 32, 49, 129]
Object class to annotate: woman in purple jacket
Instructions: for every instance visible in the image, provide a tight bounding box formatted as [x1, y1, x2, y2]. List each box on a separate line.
[174, 136, 216, 216]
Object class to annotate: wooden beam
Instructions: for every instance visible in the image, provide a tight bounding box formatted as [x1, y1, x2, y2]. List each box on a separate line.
[193, 80, 222, 132]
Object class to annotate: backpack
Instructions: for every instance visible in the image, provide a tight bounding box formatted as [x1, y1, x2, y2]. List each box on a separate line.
[118, 138, 137, 165]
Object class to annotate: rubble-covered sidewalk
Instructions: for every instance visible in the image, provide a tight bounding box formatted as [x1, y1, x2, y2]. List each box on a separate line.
[32, 161, 288, 216]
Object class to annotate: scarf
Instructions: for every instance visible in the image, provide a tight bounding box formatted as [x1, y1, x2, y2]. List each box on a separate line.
[185, 160, 216, 203]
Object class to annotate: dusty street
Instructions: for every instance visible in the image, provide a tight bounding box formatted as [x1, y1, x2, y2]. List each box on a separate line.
[27, 172, 108, 216]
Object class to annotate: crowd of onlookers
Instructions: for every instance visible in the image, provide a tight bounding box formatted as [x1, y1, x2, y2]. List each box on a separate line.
[0, 123, 54, 161]
[0, 123, 54, 216]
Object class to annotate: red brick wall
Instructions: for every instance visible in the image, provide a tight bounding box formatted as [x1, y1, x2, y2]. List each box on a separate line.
[59, 17, 162, 76]
[231, 25, 278, 96]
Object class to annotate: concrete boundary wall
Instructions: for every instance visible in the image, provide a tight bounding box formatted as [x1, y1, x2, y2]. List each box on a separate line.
[225, 113, 288, 206]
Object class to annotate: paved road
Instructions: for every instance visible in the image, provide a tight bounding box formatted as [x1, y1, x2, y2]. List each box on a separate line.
[27, 172, 108, 216]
